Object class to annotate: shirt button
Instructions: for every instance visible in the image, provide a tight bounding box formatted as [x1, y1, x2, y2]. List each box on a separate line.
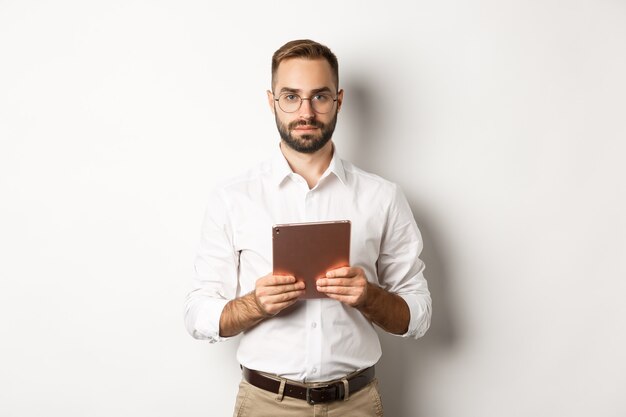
[312, 368, 317, 373]
[311, 322, 317, 328]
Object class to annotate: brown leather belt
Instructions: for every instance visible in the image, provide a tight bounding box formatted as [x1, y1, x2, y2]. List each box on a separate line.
[242, 366, 375, 405]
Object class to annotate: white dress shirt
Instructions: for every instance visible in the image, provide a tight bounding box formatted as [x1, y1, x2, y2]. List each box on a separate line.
[184, 144, 431, 382]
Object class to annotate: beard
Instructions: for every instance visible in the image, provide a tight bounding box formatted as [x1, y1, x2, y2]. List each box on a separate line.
[275, 111, 338, 154]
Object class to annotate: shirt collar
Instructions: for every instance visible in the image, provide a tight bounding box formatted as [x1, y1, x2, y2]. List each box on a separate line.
[271, 142, 347, 187]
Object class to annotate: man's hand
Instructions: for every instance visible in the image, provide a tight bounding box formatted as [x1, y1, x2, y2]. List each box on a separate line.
[219, 273, 305, 338]
[317, 266, 410, 335]
[254, 273, 306, 316]
[315, 266, 369, 307]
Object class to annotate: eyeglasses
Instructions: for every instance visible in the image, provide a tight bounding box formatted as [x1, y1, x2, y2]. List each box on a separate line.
[274, 92, 338, 114]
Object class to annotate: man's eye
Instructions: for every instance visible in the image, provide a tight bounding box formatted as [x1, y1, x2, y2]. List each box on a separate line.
[284, 94, 298, 101]
[313, 94, 329, 102]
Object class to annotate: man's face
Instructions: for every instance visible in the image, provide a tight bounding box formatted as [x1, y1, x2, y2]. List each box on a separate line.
[268, 58, 343, 154]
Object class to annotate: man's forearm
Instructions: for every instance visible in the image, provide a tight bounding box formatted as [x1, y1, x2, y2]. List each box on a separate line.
[219, 292, 268, 338]
[358, 284, 410, 335]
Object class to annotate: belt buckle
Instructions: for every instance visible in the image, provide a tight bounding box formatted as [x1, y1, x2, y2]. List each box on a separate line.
[306, 387, 323, 405]
[306, 384, 343, 405]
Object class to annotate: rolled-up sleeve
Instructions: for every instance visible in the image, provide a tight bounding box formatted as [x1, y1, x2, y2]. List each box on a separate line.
[377, 184, 432, 339]
[184, 189, 239, 343]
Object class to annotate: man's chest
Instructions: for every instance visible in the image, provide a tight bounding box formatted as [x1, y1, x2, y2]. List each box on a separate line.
[229, 185, 387, 269]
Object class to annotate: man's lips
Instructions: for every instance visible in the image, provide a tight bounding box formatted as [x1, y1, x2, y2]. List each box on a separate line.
[293, 124, 319, 131]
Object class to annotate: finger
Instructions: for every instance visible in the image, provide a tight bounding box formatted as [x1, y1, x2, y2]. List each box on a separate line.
[292, 280, 306, 290]
[270, 275, 297, 285]
[260, 289, 306, 310]
[317, 278, 354, 287]
[258, 274, 296, 286]
[257, 281, 305, 297]
[325, 267, 355, 278]
[316, 285, 357, 295]
[278, 282, 306, 294]
[259, 290, 304, 304]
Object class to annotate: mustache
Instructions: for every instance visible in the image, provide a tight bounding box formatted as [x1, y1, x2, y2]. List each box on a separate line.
[288, 120, 324, 129]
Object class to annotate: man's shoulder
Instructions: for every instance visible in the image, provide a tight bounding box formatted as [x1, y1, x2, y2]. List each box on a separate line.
[341, 159, 399, 195]
[198, 157, 274, 212]
[213, 157, 274, 192]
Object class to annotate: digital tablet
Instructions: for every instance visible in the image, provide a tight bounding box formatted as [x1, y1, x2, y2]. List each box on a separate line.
[272, 220, 351, 299]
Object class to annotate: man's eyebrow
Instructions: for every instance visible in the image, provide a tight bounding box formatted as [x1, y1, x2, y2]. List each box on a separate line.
[311, 87, 333, 94]
[278, 87, 334, 94]
[278, 87, 301, 94]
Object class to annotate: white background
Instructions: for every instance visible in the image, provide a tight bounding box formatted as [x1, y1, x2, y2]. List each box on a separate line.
[1, 1, 625, 416]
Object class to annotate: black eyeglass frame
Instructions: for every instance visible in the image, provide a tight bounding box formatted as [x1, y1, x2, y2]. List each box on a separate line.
[272, 92, 339, 114]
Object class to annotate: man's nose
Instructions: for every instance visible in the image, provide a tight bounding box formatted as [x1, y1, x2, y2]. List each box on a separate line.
[298, 98, 315, 119]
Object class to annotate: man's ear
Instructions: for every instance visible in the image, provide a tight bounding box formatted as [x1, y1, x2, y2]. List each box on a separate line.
[336, 89, 344, 113]
[267, 90, 275, 114]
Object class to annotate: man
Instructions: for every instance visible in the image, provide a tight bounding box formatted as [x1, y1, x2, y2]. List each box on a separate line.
[185, 39, 431, 416]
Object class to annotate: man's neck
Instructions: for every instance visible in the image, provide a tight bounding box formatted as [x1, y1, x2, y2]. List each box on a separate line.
[280, 140, 334, 189]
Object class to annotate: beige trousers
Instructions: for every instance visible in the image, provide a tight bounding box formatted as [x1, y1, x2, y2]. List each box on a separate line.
[232, 379, 384, 417]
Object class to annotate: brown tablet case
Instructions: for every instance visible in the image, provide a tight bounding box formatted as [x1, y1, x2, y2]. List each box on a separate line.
[272, 220, 351, 299]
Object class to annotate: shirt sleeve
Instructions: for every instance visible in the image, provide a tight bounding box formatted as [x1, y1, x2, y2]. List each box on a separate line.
[377, 184, 432, 339]
[184, 188, 239, 343]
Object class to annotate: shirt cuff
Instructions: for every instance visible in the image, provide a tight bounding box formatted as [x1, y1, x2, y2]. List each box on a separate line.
[396, 292, 432, 339]
[191, 298, 231, 343]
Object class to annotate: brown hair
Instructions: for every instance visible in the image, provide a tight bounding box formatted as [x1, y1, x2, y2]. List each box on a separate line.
[271, 39, 339, 91]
